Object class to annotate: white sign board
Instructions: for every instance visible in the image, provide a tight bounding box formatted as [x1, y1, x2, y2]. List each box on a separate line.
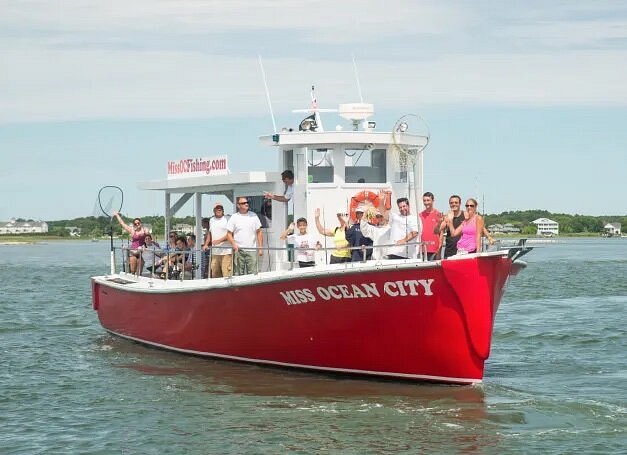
[167, 156, 229, 179]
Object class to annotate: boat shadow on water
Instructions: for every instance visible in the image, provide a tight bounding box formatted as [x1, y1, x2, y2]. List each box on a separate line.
[96, 336, 503, 452]
[99, 334, 486, 403]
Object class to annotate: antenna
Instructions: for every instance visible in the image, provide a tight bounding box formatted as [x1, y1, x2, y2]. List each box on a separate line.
[352, 53, 364, 103]
[258, 55, 277, 133]
[311, 85, 323, 132]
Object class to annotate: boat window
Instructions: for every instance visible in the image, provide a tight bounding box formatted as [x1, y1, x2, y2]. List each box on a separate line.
[345, 148, 386, 183]
[307, 148, 334, 183]
[392, 148, 417, 183]
[242, 195, 272, 228]
[283, 149, 293, 176]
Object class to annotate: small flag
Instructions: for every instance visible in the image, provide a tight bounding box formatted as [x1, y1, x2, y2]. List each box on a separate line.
[311, 85, 317, 110]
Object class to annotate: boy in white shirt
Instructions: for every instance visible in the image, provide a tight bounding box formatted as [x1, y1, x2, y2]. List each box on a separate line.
[280, 217, 320, 268]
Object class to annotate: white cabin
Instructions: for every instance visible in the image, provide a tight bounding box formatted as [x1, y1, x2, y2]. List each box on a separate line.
[138, 102, 429, 273]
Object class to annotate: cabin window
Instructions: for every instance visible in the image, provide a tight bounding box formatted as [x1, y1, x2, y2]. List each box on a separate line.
[345, 148, 386, 183]
[244, 195, 272, 228]
[283, 149, 294, 176]
[307, 148, 334, 183]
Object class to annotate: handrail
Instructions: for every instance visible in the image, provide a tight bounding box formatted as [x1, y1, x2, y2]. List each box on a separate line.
[111, 239, 506, 280]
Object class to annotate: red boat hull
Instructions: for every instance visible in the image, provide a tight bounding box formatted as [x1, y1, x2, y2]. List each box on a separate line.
[92, 255, 514, 384]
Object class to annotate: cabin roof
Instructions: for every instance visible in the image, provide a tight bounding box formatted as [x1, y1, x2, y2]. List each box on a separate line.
[138, 171, 281, 193]
[259, 131, 428, 148]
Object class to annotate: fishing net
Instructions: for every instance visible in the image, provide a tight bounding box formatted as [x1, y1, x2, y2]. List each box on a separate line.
[390, 114, 430, 183]
[97, 186, 124, 217]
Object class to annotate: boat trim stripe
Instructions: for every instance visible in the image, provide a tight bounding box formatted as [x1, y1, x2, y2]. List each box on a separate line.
[106, 329, 482, 385]
[94, 250, 510, 295]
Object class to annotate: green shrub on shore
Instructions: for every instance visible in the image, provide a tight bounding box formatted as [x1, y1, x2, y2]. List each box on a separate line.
[2, 212, 625, 240]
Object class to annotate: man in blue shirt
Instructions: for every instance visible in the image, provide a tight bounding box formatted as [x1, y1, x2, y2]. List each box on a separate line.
[345, 206, 373, 262]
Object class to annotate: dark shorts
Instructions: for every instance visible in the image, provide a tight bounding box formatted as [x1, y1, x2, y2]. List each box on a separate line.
[330, 255, 351, 264]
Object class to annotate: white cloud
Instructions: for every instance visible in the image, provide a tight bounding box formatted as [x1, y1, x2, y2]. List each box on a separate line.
[1, 1, 626, 123]
[498, 19, 627, 48]
[0, 0, 469, 37]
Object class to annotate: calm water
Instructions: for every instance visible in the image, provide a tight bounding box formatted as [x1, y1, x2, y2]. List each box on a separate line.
[1, 239, 625, 454]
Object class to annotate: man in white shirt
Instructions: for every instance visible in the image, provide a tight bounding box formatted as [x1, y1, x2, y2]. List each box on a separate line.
[203, 204, 232, 278]
[263, 169, 294, 204]
[386, 197, 421, 259]
[359, 208, 391, 260]
[226, 197, 263, 275]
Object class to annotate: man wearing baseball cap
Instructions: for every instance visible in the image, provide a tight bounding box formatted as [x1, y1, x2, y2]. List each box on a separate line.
[202, 203, 233, 277]
[345, 205, 373, 261]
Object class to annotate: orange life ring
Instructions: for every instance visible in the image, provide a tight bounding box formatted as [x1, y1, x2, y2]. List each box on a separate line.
[349, 190, 381, 222]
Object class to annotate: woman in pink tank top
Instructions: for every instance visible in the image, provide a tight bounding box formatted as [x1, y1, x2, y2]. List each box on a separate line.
[113, 212, 149, 273]
[444, 198, 485, 254]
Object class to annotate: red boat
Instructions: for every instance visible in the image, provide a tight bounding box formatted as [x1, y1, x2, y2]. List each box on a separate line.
[92, 93, 531, 384]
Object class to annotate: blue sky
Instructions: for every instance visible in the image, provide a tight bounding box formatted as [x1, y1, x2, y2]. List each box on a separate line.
[1, 0, 626, 220]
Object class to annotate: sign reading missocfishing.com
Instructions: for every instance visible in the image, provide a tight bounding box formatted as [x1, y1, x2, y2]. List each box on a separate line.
[167, 156, 229, 179]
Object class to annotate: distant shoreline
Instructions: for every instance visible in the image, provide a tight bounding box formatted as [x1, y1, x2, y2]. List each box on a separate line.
[0, 236, 110, 244]
[0, 233, 616, 245]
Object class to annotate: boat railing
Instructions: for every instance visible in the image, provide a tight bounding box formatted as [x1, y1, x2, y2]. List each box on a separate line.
[111, 241, 439, 280]
[109, 236, 512, 280]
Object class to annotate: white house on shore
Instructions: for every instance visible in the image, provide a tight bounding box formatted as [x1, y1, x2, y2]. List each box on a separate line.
[487, 223, 521, 234]
[0, 219, 49, 234]
[604, 222, 621, 236]
[532, 218, 559, 236]
[172, 223, 194, 234]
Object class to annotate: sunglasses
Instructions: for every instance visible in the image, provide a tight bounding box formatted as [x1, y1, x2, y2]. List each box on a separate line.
[238, 201, 249, 205]
[133, 222, 141, 226]
[466, 204, 476, 208]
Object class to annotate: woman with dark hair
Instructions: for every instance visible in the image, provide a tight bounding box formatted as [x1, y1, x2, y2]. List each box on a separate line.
[113, 211, 149, 273]
[141, 233, 163, 275]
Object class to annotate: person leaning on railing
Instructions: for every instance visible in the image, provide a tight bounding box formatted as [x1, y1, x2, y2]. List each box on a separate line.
[168, 235, 195, 279]
[141, 233, 163, 275]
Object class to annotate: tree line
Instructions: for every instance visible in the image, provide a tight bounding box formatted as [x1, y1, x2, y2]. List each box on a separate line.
[482, 210, 626, 235]
[14, 210, 627, 237]
[45, 215, 196, 238]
